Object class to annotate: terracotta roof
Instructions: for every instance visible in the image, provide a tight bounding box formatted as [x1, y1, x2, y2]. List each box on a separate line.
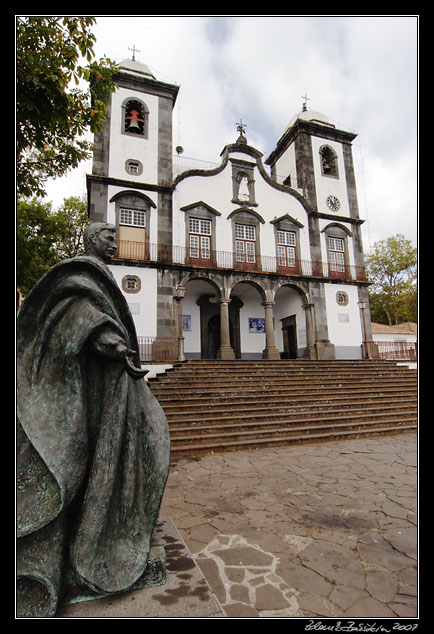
[371, 322, 417, 334]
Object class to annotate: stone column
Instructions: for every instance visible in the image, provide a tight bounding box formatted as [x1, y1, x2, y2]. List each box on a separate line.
[303, 303, 316, 359]
[217, 298, 235, 360]
[262, 301, 281, 360]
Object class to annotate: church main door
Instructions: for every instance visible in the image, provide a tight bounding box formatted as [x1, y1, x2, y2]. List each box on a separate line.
[281, 315, 298, 359]
[207, 314, 220, 359]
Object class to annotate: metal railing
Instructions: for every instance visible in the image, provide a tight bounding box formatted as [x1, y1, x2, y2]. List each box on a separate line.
[370, 341, 417, 361]
[137, 336, 178, 362]
[114, 241, 367, 282]
[172, 155, 220, 176]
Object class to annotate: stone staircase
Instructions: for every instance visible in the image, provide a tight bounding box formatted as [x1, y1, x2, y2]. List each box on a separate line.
[147, 360, 417, 457]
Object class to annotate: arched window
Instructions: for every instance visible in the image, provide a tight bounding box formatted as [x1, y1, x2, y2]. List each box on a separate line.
[110, 191, 156, 261]
[320, 145, 339, 178]
[122, 98, 149, 138]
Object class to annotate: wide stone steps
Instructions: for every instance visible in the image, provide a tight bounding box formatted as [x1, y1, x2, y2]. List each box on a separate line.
[164, 399, 417, 422]
[148, 360, 417, 456]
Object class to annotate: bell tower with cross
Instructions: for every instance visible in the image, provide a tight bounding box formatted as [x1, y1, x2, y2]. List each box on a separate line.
[87, 46, 179, 243]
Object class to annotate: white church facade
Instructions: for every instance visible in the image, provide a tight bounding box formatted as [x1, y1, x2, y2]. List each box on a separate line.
[87, 56, 373, 361]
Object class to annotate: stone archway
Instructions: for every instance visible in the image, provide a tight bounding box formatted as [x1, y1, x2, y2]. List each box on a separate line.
[229, 279, 280, 360]
[179, 277, 222, 359]
[197, 294, 243, 359]
[273, 281, 316, 359]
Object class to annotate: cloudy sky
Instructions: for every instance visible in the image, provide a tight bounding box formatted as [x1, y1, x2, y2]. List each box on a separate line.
[45, 15, 418, 251]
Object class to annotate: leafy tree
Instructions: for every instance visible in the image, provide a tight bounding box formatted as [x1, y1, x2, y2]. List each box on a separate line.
[54, 195, 89, 259]
[17, 195, 88, 295]
[16, 16, 117, 198]
[17, 197, 60, 294]
[365, 234, 417, 325]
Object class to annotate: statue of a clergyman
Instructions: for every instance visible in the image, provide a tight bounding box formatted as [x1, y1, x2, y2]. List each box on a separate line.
[16, 223, 170, 617]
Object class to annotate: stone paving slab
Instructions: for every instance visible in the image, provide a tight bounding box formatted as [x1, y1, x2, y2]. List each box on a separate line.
[160, 433, 418, 619]
[57, 516, 226, 618]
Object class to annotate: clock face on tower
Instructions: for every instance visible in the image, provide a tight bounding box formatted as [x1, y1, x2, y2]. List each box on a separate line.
[326, 195, 340, 211]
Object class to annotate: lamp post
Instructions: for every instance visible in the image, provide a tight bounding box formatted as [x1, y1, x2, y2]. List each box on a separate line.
[358, 299, 371, 359]
[175, 284, 186, 362]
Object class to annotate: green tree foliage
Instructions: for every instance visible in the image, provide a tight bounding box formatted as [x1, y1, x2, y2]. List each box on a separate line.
[54, 195, 89, 259]
[365, 234, 417, 325]
[17, 16, 117, 198]
[17, 196, 88, 295]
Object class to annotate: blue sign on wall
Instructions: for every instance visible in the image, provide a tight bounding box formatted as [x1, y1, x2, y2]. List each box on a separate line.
[248, 318, 265, 333]
[182, 314, 191, 332]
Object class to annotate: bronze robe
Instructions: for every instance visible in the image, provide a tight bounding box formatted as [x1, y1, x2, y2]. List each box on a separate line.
[17, 256, 170, 617]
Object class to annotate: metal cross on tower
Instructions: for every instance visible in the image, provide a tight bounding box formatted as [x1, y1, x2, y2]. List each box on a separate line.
[128, 45, 141, 61]
[301, 93, 310, 111]
[236, 119, 247, 136]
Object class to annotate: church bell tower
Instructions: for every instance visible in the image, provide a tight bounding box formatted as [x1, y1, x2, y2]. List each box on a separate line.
[87, 50, 179, 249]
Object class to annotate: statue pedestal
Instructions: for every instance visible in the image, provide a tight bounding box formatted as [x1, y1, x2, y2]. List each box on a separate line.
[62, 530, 166, 606]
[55, 516, 227, 618]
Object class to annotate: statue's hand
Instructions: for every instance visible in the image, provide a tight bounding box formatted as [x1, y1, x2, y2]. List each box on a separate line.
[124, 350, 149, 380]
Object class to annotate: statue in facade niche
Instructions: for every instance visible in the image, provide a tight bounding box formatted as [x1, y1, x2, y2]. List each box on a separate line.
[237, 174, 250, 201]
[16, 222, 170, 618]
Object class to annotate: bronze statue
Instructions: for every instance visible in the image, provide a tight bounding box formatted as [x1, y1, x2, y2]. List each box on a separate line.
[16, 223, 170, 617]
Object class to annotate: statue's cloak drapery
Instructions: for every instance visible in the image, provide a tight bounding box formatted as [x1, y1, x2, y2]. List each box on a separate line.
[16, 256, 170, 617]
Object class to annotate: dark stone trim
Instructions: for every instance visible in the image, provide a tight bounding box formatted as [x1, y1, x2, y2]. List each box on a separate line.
[113, 71, 179, 105]
[265, 118, 357, 167]
[321, 222, 353, 238]
[315, 211, 365, 225]
[110, 189, 157, 208]
[87, 174, 172, 194]
[227, 208, 265, 224]
[270, 214, 304, 228]
[110, 258, 372, 287]
[180, 201, 221, 216]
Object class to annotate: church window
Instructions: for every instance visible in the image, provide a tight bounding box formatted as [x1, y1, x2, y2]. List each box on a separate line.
[327, 236, 346, 273]
[122, 99, 149, 138]
[189, 217, 211, 261]
[336, 291, 349, 306]
[122, 275, 141, 294]
[320, 145, 339, 178]
[120, 208, 146, 227]
[125, 159, 143, 175]
[277, 230, 296, 268]
[235, 224, 256, 263]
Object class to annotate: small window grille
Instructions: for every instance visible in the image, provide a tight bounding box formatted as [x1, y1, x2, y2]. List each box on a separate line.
[189, 218, 211, 235]
[126, 277, 138, 290]
[235, 224, 256, 241]
[120, 208, 146, 227]
[277, 230, 296, 246]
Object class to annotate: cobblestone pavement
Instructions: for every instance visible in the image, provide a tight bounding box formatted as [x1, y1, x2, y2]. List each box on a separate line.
[160, 433, 418, 618]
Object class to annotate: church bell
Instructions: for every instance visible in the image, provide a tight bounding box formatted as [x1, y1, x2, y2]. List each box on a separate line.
[128, 118, 141, 131]
[126, 108, 143, 132]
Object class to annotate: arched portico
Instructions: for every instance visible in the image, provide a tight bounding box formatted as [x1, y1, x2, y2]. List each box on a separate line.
[177, 271, 320, 360]
[178, 273, 241, 359]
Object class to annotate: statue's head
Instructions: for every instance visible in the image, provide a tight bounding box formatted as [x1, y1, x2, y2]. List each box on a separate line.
[84, 223, 117, 263]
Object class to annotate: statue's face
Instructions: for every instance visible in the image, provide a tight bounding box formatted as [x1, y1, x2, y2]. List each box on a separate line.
[91, 229, 117, 263]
